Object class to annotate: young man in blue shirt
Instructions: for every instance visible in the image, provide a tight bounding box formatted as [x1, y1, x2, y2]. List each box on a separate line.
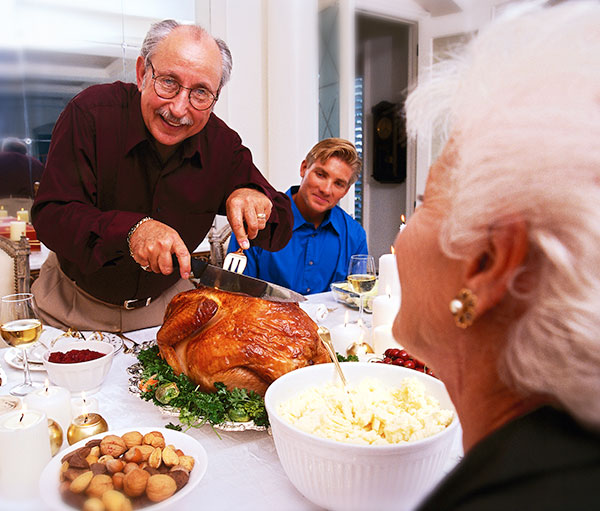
[227, 138, 367, 294]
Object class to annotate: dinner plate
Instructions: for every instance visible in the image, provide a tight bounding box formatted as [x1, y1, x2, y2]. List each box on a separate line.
[4, 347, 48, 371]
[39, 426, 208, 511]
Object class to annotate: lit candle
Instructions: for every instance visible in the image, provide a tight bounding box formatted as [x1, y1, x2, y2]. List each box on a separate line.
[9, 221, 26, 241]
[330, 311, 363, 355]
[24, 379, 72, 437]
[378, 248, 401, 297]
[16, 208, 29, 223]
[372, 286, 401, 329]
[372, 324, 403, 356]
[0, 409, 52, 498]
[67, 412, 108, 445]
[399, 214, 406, 233]
[71, 392, 99, 420]
[0, 206, 7, 218]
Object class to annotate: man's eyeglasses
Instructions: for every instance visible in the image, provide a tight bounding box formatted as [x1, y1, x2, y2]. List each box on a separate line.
[147, 60, 218, 111]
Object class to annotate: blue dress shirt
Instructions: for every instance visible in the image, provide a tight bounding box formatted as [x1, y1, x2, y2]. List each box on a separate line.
[227, 186, 368, 295]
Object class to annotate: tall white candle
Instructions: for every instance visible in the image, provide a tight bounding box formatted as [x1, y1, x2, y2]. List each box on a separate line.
[0, 409, 52, 498]
[372, 292, 401, 329]
[24, 381, 72, 437]
[377, 253, 401, 297]
[9, 221, 26, 241]
[330, 312, 363, 355]
[16, 209, 29, 223]
[372, 325, 403, 356]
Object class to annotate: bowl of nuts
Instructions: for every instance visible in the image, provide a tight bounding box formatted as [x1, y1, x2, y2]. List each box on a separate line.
[39, 427, 208, 510]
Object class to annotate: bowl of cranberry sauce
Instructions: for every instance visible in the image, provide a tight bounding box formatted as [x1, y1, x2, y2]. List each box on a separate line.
[42, 340, 114, 395]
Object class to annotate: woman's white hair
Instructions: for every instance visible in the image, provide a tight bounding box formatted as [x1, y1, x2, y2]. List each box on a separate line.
[406, 1, 600, 428]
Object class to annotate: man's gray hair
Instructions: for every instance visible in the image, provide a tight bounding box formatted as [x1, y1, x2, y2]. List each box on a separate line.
[140, 19, 232, 92]
[406, 1, 600, 429]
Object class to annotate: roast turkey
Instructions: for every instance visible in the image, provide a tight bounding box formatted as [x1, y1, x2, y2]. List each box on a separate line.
[156, 285, 329, 395]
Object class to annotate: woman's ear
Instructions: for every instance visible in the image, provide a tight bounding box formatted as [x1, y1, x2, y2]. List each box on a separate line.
[135, 56, 147, 91]
[465, 217, 529, 315]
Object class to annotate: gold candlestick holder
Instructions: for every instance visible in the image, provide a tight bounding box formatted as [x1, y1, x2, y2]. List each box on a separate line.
[48, 419, 63, 456]
[67, 413, 108, 445]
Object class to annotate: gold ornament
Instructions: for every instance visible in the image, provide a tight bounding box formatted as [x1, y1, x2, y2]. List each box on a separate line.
[67, 413, 108, 445]
[48, 419, 63, 456]
[449, 288, 477, 328]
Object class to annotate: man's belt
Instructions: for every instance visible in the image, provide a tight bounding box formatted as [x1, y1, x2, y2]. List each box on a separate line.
[123, 297, 152, 310]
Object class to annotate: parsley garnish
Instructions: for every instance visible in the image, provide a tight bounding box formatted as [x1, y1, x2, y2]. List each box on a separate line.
[136, 346, 269, 430]
[337, 352, 359, 362]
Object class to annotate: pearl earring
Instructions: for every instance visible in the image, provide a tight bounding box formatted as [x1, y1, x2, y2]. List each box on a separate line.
[449, 288, 477, 328]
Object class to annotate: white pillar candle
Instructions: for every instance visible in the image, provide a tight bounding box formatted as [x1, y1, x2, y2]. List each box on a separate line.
[16, 209, 29, 223]
[24, 382, 72, 437]
[9, 221, 26, 241]
[0, 409, 52, 499]
[372, 294, 401, 330]
[71, 395, 99, 420]
[0, 207, 7, 218]
[330, 321, 363, 355]
[377, 253, 401, 297]
[372, 324, 403, 356]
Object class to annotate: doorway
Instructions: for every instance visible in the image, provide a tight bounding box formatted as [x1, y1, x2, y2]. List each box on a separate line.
[356, 14, 414, 261]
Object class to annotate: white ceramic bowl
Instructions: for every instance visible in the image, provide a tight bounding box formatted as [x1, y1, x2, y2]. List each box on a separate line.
[42, 340, 114, 395]
[265, 362, 459, 511]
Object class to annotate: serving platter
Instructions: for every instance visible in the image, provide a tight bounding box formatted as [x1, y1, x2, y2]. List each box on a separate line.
[39, 426, 208, 511]
[127, 361, 268, 432]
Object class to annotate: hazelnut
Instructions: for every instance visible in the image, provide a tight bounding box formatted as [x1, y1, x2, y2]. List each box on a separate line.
[178, 455, 195, 472]
[86, 474, 114, 498]
[82, 497, 105, 511]
[148, 447, 162, 469]
[70, 470, 94, 493]
[100, 435, 127, 458]
[121, 431, 143, 448]
[105, 459, 125, 474]
[111, 472, 125, 491]
[123, 446, 143, 463]
[146, 474, 177, 502]
[142, 431, 165, 449]
[123, 462, 139, 475]
[162, 446, 179, 467]
[123, 468, 150, 498]
[98, 455, 114, 464]
[102, 489, 132, 511]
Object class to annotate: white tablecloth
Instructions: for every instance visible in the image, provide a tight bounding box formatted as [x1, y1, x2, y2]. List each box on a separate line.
[0, 291, 462, 511]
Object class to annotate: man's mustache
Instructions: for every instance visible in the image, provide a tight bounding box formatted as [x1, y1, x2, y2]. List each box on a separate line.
[156, 107, 193, 127]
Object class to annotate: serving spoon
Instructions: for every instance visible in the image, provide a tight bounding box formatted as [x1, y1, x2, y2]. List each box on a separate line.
[317, 326, 348, 387]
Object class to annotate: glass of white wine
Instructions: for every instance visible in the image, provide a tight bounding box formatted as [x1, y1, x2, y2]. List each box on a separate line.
[347, 254, 377, 323]
[1, 293, 43, 396]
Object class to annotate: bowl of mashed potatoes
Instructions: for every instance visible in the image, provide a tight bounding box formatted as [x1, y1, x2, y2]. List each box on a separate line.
[264, 362, 459, 511]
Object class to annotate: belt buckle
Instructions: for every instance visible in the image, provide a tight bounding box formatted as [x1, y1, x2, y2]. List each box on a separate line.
[123, 297, 152, 310]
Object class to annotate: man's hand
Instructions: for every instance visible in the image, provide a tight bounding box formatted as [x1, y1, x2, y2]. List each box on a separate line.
[129, 219, 191, 279]
[226, 188, 273, 249]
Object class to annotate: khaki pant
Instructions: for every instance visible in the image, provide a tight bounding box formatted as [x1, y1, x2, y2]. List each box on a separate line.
[32, 252, 193, 333]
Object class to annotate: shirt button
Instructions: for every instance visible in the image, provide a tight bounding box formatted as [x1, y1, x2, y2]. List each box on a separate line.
[308, 261, 314, 265]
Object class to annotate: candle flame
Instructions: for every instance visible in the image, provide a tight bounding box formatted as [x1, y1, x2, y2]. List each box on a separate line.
[390, 246, 395, 255]
[400, 214, 406, 224]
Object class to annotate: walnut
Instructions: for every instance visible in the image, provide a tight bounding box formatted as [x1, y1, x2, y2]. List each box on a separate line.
[123, 468, 150, 498]
[86, 474, 114, 498]
[146, 474, 177, 502]
[142, 431, 165, 449]
[100, 435, 127, 458]
[121, 431, 143, 449]
[178, 455, 195, 472]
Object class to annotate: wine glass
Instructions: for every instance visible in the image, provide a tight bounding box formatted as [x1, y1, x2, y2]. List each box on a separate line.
[347, 254, 377, 324]
[1, 293, 43, 396]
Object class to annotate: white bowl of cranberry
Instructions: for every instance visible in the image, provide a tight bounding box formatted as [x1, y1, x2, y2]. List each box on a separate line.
[42, 339, 114, 395]
[265, 362, 460, 511]
[379, 347, 437, 378]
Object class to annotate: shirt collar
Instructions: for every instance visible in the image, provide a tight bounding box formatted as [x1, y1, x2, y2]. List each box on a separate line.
[286, 186, 342, 235]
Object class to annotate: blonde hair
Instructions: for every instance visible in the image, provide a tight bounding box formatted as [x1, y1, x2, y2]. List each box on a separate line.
[304, 138, 362, 185]
[406, 1, 600, 428]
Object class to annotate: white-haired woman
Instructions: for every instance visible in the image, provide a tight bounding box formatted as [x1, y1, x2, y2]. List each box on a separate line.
[393, 2, 600, 509]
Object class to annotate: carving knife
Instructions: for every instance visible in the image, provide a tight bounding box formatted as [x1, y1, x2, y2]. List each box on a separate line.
[175, 256, 306, 303]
